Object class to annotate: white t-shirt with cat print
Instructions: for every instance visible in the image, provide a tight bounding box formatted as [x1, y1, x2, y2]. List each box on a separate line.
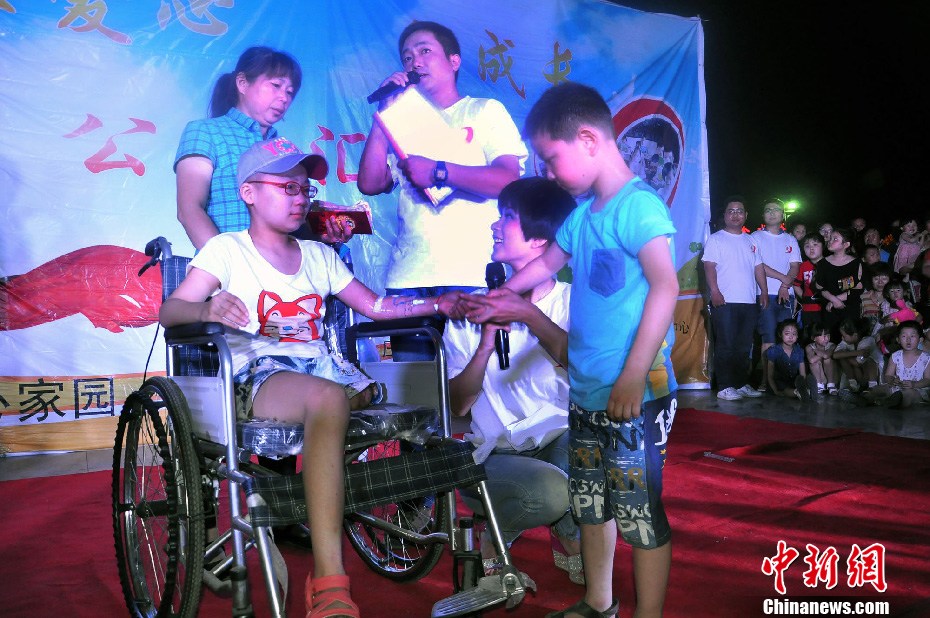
[189, 231, 354, 372]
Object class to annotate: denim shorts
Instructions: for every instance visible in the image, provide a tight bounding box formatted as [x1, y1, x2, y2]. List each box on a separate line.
[232, 354, 379, 421]
[567, 393, 676, 549]
[757, 295, 794, 344]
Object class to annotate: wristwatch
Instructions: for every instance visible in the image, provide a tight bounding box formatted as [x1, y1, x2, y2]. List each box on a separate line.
[433, 160, 448, 188]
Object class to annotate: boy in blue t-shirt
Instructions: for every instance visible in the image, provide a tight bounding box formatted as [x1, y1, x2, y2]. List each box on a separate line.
[466, 82, 678, 618]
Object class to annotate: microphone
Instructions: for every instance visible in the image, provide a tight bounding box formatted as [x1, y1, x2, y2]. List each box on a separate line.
[485, 262, 510, 370]
[367, 71, 421, 104]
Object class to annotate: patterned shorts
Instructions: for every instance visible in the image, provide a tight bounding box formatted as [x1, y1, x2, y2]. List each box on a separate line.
[567, 392, 677, 549]
[233, 354, 379, 421]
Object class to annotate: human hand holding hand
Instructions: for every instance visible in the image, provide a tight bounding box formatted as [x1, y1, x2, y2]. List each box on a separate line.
[437, 291, 468, 320]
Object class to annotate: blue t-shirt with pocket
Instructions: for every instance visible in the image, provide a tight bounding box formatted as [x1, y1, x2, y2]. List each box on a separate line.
[555, 177, 677, 410]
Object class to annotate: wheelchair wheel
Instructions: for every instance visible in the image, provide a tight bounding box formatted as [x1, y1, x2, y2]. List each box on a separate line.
[112, 376, 205, 617]
[344, 439, 447, 582]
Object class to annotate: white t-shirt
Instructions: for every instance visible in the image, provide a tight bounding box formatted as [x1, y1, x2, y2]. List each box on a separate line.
[701, 230, 762, 303]
[750, 228, 801, 295]
[386, 96, 528, 289]
[189, 231, 354, 371]
[443, 281, 570, 463]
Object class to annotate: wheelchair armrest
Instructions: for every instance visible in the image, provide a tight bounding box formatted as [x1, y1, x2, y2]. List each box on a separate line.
[345, 317, 443, 364]
[164, 322, 225, 344]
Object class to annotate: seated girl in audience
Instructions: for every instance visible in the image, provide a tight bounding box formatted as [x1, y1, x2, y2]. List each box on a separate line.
[863, 321, 930, 409]
[860, 262, 891, 335]
[832, 317, 882, 393]
[805, 322, 837, 396]
[765, 319, 809, 400]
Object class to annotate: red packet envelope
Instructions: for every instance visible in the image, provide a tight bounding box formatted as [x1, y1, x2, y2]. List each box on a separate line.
[306, 200, 373, 235]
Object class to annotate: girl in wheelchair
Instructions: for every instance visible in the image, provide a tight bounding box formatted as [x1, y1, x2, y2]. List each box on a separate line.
[160, 137, 466, 618]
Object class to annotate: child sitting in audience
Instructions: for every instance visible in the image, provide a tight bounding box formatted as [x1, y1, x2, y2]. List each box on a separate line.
[863, 321, 930, 408]
[833, 317, 882, 393]
[765, 319, 810, 400]
[805, 322, 837, 396]
[860, 262, 892, 335]
[880, 279, 922, 328]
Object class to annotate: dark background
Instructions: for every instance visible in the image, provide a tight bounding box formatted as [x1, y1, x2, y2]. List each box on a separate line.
[612, 1, 928, 232]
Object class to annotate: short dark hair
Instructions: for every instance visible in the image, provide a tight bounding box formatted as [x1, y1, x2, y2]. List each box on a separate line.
[775, 318, 799, 343]
[865, 259, 892, 280]
[498, 177, 576, 243]
[210, 46, 302, 118]
[398, 21, 461, 58]
[883, 278, 906, 302]
[801, 232, 825, 247]
[723, 195, 746, 208]
[898, 320, 923, 336]
[524, 82, 614, 141]
[839, 316, 869, 338]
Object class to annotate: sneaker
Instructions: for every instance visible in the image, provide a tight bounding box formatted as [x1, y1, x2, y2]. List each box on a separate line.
[826, 383, 838, 396]
[737, 384, 763, 398]
[717, 387, 744, 401]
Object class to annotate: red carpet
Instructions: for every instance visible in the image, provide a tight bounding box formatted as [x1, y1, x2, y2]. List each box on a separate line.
[2, 408, 929, 617]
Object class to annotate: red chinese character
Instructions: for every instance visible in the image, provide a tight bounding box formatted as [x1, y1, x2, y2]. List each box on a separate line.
[802, 544, 839, 590]
[309, 125, 367, 185]
[761, 540, 800, 595]
[847, 543, 887, 593]
[156, 0, 232, 37]
[64, 115, 157, 176]
[58, 0, 132, 45]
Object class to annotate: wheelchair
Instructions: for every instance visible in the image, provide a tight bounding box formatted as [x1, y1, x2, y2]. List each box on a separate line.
[111, 238, 533, 617]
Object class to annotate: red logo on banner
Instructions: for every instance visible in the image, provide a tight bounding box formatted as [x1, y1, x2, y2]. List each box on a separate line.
[612, 97, 684, 207]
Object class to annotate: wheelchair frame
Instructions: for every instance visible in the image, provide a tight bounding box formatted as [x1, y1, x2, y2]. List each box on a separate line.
[111, 242, 531, 618]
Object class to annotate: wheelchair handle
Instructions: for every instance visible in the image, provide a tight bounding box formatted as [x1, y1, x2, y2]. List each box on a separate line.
[138, 236, 173, 276]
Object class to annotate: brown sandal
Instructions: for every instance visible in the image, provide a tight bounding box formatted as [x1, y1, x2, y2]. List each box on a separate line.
[305, 573, 360, 618]
[545, 598, 619, 618]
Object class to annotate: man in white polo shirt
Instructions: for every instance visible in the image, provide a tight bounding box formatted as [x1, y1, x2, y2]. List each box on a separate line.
[751, 199, 802, 390]
[702, 197, 768, 400]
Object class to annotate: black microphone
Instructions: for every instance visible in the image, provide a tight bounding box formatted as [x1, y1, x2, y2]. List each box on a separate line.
[485, 262, 510, 370]
[367, 71, 421, 104]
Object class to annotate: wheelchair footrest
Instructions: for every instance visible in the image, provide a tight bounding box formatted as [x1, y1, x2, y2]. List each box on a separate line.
[431, 569, 535, 617]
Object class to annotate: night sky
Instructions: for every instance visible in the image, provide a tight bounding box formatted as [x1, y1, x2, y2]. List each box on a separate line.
[613, 1, 928, 231]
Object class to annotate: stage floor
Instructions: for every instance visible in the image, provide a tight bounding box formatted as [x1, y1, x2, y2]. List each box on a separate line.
[2, 388, 928, 482]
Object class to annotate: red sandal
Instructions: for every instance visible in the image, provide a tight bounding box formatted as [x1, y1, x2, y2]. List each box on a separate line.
[305, 573, 360, 618]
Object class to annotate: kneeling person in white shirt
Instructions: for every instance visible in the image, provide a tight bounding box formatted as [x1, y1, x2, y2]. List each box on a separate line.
[444, 177, 583, 583]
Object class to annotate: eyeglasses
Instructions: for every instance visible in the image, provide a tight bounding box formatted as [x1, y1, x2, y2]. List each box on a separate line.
[248, 180, 317, 199]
